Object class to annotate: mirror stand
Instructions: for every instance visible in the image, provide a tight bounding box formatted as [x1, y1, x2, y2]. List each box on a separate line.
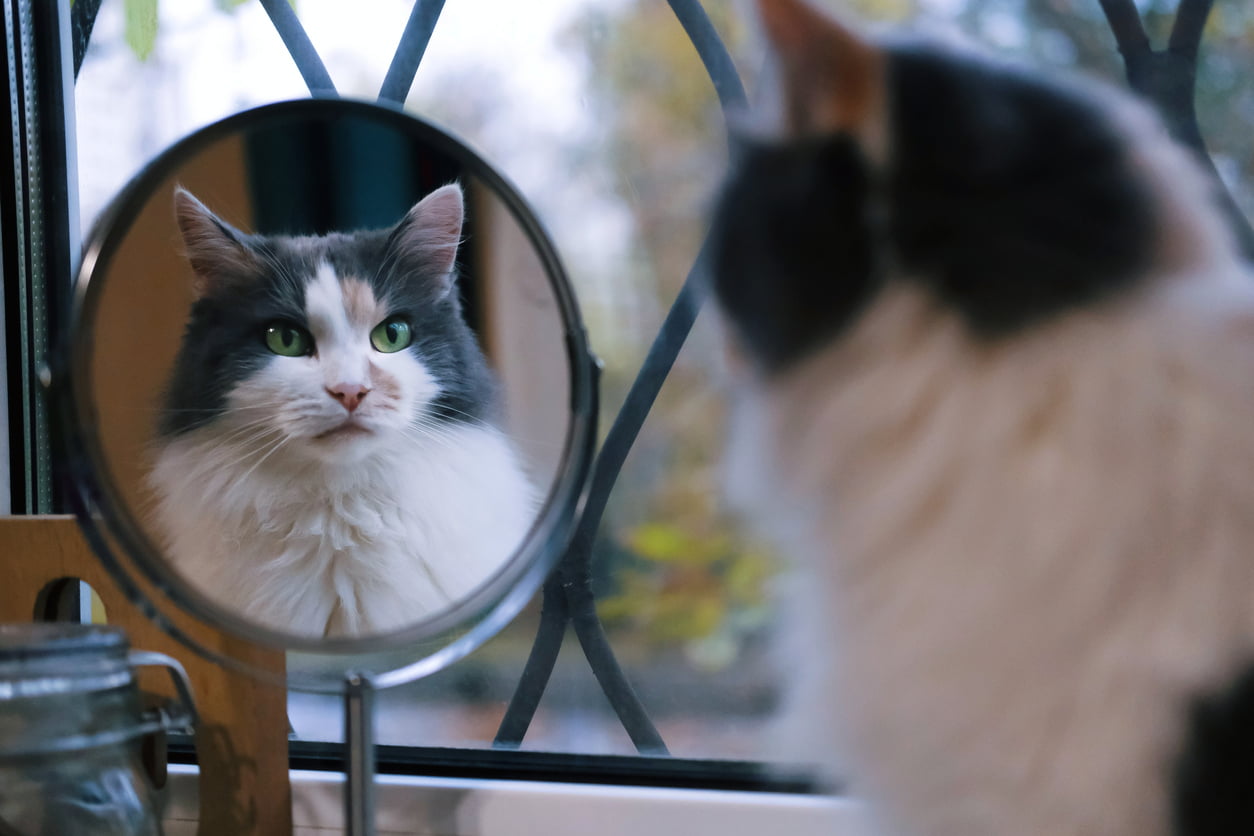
[344, 672, 378, 836]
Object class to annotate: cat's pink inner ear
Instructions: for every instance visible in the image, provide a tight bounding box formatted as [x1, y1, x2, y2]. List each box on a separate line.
[173, 187, 256, 298]
[398, 184, 464, 294]
[755, 0, 884, 138]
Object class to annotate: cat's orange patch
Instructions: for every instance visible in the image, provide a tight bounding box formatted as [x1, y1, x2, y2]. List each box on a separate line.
[341, 278, 383, 329]
[757, 0, 886, 148]
[371, 366, 404, 402]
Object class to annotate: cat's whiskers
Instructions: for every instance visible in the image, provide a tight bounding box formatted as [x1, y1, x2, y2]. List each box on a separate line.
[398, 421, 460, 449]
[425, 403, 491, 427]
[404, 423, 461, 447]
[399, 417, 457, 441]
[208, 431, 289, 474]
[215, 429, 281, 453]
[121, 403, 290, 414]
[205, 429, 280, 456]
[202, 414, 287, 449]
[416, 405, 563, 450]
[399, 422, 467, 456]
[233, 434, 294, 485]
[212, 419, 286, 447]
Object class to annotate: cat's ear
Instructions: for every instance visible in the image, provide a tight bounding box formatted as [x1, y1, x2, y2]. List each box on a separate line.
[390, 183, 464, 298]
[173, 187, 258, 298]
[755, 0, 884, 140]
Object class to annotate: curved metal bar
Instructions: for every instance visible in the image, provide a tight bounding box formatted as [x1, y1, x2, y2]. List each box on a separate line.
[1097, 0, 1254, 259]
[258, 0, 337, 97]
[492, 575, 570, 748]
[494, 0, 745, 755]
[489, 278, 707, 757]
[492, 254, 705, 754]
[541, 257, 704, 756]
[568, 264, 704, 554]
[70, 0, 102, 78]
[378, 0, 448, 106]
[565, 556, 669, 755]
[665, 0, 748, 111]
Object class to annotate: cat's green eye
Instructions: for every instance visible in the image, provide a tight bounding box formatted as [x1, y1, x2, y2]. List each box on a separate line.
[370, 317, 412, 353]
[264, 322, 312, 357]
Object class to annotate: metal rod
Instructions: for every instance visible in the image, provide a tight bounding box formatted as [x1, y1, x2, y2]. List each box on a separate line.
[493, 574, 570, 748]
[1096, 0, 1254, 259]
[344, 673, 377, 836]
[566, 563, 668, 755]
[492, 0, 746, 754]
[31, 0, 78, 514]
[665, 0, 748, 111]
[258, 0, 337, 97]
[571, 265, 703, 547]
[69, 0, 101, 78]
[378, 0, 447, 106]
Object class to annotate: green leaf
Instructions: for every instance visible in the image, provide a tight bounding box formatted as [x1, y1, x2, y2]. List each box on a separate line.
[214, 0, 293, 11]
[626, 522, 733, 566]
[627, 523, 688, 563]
[124, 0, 157, 62]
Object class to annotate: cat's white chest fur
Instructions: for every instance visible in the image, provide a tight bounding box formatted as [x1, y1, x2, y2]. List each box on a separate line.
[728, 276, 1254, 836]
[148, 421, 538, 637]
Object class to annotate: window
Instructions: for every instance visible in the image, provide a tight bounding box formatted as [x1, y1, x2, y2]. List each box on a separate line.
[74, 0, 785, 766]
[45, 0, 1254, 815]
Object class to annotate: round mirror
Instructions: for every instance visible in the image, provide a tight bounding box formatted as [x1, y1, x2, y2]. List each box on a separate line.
[56, 99, 597, 690]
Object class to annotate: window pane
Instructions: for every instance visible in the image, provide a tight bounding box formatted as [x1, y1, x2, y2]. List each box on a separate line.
[75, 0, 1254, 769]
[77, 0, 774, 762]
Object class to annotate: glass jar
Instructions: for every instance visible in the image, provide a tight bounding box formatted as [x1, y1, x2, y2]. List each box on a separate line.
[0, 623, 196, 836]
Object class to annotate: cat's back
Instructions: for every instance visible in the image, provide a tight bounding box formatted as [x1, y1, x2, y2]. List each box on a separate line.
[739, 210, 1254, 836]
[707, 1, 1254, 833]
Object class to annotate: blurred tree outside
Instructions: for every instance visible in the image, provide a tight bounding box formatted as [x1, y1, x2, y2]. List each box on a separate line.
[560, 3, 781, 674]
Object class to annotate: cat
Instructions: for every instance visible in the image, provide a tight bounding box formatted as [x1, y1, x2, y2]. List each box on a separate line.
[707, 0, 1254, 834]
[147, 183, 539, 639]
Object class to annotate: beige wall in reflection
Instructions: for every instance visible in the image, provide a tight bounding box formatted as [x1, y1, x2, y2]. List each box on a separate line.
[90, 135, 254, 521]
[474, 185, 570, 492]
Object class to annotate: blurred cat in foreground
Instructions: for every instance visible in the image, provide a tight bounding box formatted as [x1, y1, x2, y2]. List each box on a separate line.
[708, 0, 1254, 833]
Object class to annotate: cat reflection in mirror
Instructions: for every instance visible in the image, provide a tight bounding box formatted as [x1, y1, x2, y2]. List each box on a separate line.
[149, 183, 538, 639]
[709, 0, 1254, 834]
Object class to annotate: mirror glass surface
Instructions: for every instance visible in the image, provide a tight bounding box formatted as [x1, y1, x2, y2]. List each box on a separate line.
[69, 100, 591, 669]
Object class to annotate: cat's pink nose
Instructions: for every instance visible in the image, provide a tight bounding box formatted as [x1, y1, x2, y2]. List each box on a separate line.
[327, 384, 370, 413]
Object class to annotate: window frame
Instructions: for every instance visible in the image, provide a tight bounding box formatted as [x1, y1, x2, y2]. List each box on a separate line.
[20, 0, 808, 799]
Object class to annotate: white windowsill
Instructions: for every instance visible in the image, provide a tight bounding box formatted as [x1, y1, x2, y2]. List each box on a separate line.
[161, 764, 873, 836]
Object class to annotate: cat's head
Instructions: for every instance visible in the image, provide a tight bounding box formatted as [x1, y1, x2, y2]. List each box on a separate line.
[710, 0, 1233, 375]
[159, 184, 497, 465]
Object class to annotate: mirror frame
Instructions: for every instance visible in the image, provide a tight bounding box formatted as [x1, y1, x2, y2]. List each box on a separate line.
[52, 98, 599, 691]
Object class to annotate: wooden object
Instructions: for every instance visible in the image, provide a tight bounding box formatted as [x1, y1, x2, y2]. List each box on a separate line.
[0, 515, 293, 836]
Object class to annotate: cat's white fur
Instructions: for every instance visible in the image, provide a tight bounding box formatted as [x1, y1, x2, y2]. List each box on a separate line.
[150, 259, 539, 638]
[720, 32, 1254, 836]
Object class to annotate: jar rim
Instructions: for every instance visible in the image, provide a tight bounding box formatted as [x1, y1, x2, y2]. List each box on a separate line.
[0, 623, 129, 662]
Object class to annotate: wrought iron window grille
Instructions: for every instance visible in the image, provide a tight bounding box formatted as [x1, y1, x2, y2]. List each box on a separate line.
[64, 0, 747, 760]
[42, 0, 1253, 772]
